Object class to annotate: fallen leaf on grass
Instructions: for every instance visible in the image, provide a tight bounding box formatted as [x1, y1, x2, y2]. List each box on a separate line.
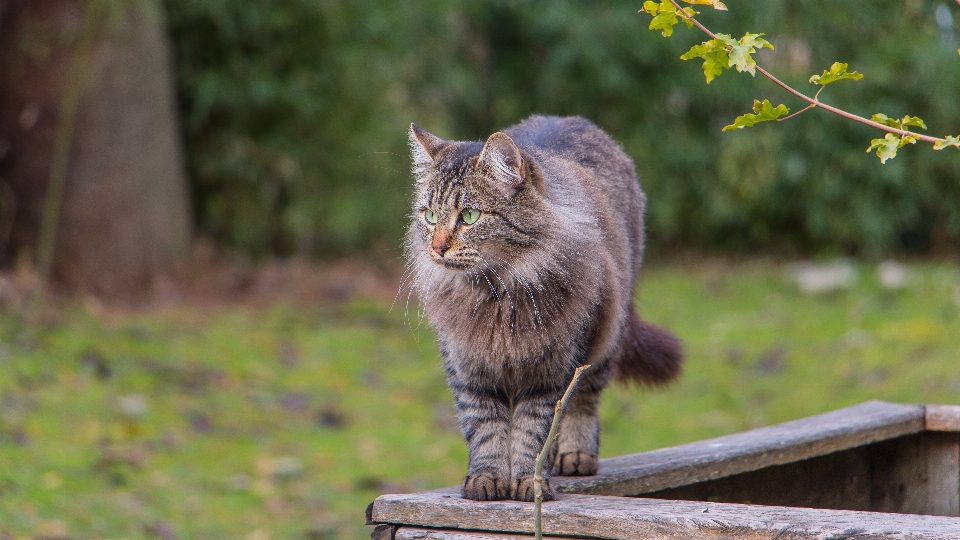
[755, 344, 786, 374]
[279, 392, 310, 413]
[144, 520, 179, 540]
[316, 405, 347, 429]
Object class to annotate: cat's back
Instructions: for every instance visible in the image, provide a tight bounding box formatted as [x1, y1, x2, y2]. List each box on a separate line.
[506, 115, 646, 272]
[505, 116, 635, 180]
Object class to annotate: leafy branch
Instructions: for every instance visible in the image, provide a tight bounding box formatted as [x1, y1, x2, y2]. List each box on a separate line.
[533, 364, 591, 540]
[640, 0, 960, 163]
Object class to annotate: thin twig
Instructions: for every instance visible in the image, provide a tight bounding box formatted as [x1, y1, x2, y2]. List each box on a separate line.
[533, 364, 591, 540]
[669, 0, 948, 145]
[777, 103, 816, 122]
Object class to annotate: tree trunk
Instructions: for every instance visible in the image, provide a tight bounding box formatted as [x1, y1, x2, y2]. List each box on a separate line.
[0, 0, 191, 296]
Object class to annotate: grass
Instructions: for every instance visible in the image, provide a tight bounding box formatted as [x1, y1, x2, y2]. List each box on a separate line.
[1, 260, 958, 539]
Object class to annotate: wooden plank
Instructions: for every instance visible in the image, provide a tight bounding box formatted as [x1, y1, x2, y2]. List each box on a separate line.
[554, 400, 924, 496]
[647, 431, 960, 517]
[372, 524, 398, 540]
[394, 527, 578, 540]
[371, 490, 960, 540]
[926, 405, 960, 432]
[646, 435, 877, 511]
[871, 432, 960, 517]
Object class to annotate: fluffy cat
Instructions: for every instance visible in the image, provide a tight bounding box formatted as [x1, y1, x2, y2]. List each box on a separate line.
[404, 115, 682, 502]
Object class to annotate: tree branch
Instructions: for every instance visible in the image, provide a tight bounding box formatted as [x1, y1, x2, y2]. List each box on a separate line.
[669, 0, 949, 146]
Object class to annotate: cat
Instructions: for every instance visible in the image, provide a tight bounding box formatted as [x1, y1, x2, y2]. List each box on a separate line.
[403, 115, 682, 502]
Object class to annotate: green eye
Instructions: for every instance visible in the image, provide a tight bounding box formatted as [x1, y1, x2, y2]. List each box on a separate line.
[424, 209, 437, 224]
[461, 208, 480, 225]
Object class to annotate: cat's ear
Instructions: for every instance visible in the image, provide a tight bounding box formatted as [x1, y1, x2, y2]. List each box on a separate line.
[409, 123, 449, 174]
[478, 132, 523, 196]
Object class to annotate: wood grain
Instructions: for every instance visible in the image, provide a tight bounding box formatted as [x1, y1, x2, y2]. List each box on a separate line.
[553, 400, 925, 496]
[925, 405, 960, 432]
[647, 431, 960, 517]
[394, 527, 578, 540]
[874, 431, 959, 516]
[372, 524, 398, 540]
[371, 490, 960, 540]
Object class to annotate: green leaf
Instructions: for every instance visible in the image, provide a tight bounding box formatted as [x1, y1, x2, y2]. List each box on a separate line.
[933, 135, 960, 150]
[808, 62, 863, 86]
[900, 116, 927, 130]
[640, 0, 659, 12]
[682, 0, 727, 10]
[866, 133, 918, 164]
[640, 0, 689, 37]
[725, 33, 773, 76]
[870, 113, 900, 128]
[722, 99, 789, 131]
[681, 38, 729, 83]
[870, 113, 927, 131]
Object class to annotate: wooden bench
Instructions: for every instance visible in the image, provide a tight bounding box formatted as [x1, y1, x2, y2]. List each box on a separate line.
[367, 400, 960, 539]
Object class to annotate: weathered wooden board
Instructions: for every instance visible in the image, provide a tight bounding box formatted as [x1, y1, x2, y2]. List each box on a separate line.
[554, 400, 925, 496]
[647, 431, 960, 516]
[394, 527, 582, 540]
[371, 490, 960, 540]
[926, 405, 960, 432]
[875, 431, 960, 516]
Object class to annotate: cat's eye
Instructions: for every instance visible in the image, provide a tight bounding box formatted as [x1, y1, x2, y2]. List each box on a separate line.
[424, 209, 438, 225]
[460, 208, 480, 225]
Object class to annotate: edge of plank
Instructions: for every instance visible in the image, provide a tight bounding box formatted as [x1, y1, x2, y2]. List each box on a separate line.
[394, 527, 569, 540]
[925, 404, 960, 432]
[554, 400, 924, 495]
[371, 490, 960, 540]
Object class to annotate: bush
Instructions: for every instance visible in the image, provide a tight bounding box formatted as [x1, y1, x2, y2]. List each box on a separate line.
[163, 0, 960, 258]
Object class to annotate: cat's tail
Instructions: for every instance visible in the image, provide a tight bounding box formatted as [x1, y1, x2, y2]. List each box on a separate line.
[613, 309, 683, 385]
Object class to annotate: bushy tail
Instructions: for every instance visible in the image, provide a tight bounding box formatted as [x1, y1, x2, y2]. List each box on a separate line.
[614, 309, 683, 385]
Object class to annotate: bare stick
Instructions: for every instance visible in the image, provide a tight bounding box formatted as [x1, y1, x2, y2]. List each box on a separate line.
[533, 364, 591, 540]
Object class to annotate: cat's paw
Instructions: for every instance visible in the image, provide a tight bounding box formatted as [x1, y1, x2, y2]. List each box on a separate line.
[462, 471, 509, 500]
[510, 474, 554, 502]
[554, 451, 599, 476]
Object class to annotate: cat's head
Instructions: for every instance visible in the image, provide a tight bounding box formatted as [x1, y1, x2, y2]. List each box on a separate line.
[406, 123, 544, 272]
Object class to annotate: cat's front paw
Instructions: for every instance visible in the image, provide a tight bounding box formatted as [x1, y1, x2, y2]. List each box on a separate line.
[554, 451, 599, 476]
[510, 474, 554, 502]
[462, 470, 509, 500]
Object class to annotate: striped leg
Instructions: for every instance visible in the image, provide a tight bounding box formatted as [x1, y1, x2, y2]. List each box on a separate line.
[553, 387, 600, 476]
[508, 389, 561, 501]
[452, 384, 511, 500]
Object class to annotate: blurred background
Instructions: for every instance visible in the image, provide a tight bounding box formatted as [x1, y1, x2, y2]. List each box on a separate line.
[0, 0, 958, 538]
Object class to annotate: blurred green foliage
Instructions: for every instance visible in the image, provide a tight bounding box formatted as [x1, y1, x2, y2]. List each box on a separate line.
[163, 0, 960, 258]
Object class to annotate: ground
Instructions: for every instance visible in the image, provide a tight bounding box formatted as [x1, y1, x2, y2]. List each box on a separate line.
[0, 256, 958, 540]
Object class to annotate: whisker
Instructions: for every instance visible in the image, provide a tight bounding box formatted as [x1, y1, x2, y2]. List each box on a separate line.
[478, 267, 499, 301]
[405, 262, 428, 328]
[480, 256, 515, 333]
[470, 270, 483, 316]
[416, 265, 440, 330]
[497, 257, 545, 331]
[390, 263, 418, 314]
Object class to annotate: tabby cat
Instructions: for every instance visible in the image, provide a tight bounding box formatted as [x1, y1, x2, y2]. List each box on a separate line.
[404, 115, 682, 502]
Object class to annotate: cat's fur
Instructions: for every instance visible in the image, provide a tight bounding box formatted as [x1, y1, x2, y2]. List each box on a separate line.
[404, 115, 682, 502]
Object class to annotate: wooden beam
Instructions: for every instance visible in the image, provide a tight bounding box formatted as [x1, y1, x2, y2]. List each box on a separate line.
[926, 405, 960, 432]
[641, 431, 960, 516]
[393, 528, 577, 540]
[554, 400, 924, 496]
[371, 490, 960, 540]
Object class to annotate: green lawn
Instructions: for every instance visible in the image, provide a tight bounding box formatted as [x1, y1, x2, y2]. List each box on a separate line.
[1, 260, 958, 539]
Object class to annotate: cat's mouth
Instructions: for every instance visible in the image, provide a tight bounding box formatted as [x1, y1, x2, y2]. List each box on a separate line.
[429, 251, 477, 270]
[436, 258, 475, 270]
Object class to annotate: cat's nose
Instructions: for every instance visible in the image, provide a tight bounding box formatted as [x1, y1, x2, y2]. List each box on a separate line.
[432, 243, 450, 256]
